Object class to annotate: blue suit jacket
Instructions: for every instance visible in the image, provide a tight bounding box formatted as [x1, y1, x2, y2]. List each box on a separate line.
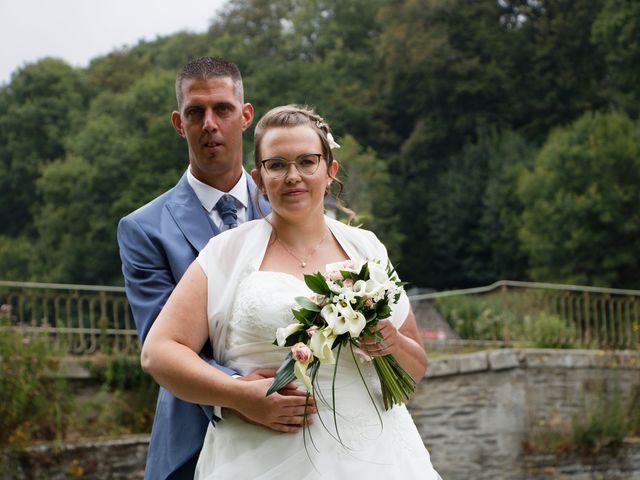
[117, 172, 269, 480]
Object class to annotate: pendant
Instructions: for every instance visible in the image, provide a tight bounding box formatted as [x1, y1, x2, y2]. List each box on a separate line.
[301, 262, 306, 268]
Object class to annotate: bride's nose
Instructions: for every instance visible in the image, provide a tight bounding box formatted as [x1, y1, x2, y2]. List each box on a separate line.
[284, 163, 302, 183]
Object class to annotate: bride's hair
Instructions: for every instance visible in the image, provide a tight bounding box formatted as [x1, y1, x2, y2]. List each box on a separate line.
[253, 104, 354, 221]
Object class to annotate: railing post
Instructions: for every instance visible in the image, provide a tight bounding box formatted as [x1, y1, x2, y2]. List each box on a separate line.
[501, 283, 510, 347]
[99, 291, 109, 354]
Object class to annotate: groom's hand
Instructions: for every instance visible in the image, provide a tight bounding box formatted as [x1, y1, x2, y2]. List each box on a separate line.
[237, 368, 301, 396]
[231, 374, 316, 433]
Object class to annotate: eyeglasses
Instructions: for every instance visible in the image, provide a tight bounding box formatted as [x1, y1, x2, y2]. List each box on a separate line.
[260, 153, 323, 179]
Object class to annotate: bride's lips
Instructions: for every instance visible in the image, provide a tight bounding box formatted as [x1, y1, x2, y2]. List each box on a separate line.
[283, 189, 307, 196]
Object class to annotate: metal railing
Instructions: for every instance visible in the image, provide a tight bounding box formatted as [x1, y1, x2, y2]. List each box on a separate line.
[1, 279, 639, 355]
[414, 280, 640, 350]
[0, 281, 137, 355]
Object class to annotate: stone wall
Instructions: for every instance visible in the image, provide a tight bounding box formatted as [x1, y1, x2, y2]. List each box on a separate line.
[4, 435, 147, 480]
[6, 349, 640, 479]
[411, 349, 640, 480]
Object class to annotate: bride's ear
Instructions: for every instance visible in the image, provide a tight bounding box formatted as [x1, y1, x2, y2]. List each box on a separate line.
[251, 168, 265, 194]
[328, 159, 339, 183]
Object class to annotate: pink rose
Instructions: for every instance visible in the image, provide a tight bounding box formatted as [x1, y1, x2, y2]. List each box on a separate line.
[306, 327, 317, 337]
[343, 260, 355, 269]
[291, 342, 312, 364]
[363, 297, 374, 307]
[325, 270, 342, 281]
[343, 278, 354, 288]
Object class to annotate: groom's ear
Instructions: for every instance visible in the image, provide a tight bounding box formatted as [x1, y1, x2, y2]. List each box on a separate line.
[171, 111, 185, 137]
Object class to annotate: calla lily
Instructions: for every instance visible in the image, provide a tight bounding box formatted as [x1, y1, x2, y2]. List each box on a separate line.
[310, 327, 336, 364]
[276, 322, 302, 347]
[294, 361, 313, 392]
[334, 300, 367, 337]
[321, 303, 340, 329]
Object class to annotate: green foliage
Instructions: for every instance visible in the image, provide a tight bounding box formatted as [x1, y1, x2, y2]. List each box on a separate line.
[30, 70, 183, 284]
[519, 111, 640, 288]
[81, 356, 158, 434]
[0, 0, 637, 290]
[530, 314, 576, 349]
[0, 58, 90, 237]
[591, 0, 640, 117]
[0, 319, 67, 448]
[337, 134, 403, 260]
[437, 293, 522, 341]
[0, 322, 156, 450]
[0, 235, 31, 281]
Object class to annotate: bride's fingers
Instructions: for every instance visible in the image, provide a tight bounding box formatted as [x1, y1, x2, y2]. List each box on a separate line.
[281, 405, 317, 416]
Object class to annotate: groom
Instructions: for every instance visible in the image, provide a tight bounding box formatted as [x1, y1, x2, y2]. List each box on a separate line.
[117, 57, 309, 479]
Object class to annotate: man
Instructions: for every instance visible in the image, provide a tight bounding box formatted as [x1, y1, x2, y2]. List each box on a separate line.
[117, 57, 310, 479]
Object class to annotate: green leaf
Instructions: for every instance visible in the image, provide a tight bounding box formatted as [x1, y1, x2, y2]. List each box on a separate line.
[377, 304, 391, 319]
[266, 352, 297, 396]
[304, 273, 331, 295]
[295, 296, 321, 312]
[283, 331, 308, 347]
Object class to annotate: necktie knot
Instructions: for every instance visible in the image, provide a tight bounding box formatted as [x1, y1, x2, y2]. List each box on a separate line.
[215, 194, 238, 230]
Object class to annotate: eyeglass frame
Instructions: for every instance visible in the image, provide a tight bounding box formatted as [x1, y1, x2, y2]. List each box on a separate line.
[260, 153, 324, 179]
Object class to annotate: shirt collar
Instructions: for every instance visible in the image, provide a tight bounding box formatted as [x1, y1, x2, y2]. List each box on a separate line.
[186, 168, 249, 212]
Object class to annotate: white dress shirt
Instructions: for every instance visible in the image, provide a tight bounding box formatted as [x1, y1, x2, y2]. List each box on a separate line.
[186, 168, 249, 230]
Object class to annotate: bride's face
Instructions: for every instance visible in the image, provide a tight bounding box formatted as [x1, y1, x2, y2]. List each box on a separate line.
[252, 125, 338, 222]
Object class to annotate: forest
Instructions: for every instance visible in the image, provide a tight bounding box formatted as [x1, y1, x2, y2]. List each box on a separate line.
[0, 0, 638, 290]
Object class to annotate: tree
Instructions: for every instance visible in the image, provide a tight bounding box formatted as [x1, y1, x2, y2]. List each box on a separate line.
[519, 111, 640, 288]
[335, 134, 403, 261]
[0, 59, 89, 236]
[591, 0, 640, 117]
[30, 70, 183, 284]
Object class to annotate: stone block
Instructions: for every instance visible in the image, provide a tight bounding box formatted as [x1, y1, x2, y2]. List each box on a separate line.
[427, 356, 459, 378]
[458, 351, 489, 374]
[488, 349, 520, 371]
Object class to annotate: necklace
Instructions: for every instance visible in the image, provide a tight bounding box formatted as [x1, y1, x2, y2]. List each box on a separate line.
[276, 230, 330, 268]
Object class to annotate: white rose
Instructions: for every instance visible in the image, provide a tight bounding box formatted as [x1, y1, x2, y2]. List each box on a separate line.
[368, 261, 389, 285]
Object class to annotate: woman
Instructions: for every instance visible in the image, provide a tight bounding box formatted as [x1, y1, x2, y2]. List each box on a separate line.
[142, 105, 441, 479]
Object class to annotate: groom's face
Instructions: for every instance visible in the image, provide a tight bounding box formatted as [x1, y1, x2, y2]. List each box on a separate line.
[171, 76, 254, 190]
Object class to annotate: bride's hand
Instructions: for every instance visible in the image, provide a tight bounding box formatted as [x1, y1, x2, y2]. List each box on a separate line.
[359, 320, 400, 356]
[231, 377, 316, 433]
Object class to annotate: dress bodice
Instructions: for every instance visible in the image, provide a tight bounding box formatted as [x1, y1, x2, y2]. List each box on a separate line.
[196, 268, 441, 479]
[224, 270, 311, 375]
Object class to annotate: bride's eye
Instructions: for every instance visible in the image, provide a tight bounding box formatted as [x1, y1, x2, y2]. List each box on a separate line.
[267, 159, 287, 171]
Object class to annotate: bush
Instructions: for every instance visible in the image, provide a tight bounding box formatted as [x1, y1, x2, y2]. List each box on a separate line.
[0, 309, 67, 449]
[529, 314, 576, 349]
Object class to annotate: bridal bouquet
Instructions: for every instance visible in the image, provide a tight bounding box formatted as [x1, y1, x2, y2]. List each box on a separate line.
[266, 259, 416, 410]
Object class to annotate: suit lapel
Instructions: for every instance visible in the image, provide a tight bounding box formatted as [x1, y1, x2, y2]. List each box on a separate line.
[166, 174, 219, 252]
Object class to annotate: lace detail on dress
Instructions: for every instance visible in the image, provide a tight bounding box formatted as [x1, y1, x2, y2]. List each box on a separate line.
[226, 271, 310, 350]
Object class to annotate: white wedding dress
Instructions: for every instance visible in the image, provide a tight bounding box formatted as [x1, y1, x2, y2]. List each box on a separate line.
[194, 270, 441, 480]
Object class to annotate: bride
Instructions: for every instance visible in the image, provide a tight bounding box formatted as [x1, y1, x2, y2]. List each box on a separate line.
[141, 105, 441, 479]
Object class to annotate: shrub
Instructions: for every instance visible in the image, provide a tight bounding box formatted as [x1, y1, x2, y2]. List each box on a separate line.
[529, 314, 576, 349]
[0, 311, 67, 448]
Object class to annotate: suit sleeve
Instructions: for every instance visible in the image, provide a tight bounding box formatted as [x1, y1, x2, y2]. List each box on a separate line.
[117, 215, 175, 344]
[117, 216, 236, 422]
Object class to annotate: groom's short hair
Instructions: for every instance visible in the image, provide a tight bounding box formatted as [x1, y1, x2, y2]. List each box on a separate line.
[175, 56, 244, 108]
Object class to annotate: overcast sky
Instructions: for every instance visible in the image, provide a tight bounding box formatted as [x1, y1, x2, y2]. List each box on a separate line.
[0, 0, 228, 85]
